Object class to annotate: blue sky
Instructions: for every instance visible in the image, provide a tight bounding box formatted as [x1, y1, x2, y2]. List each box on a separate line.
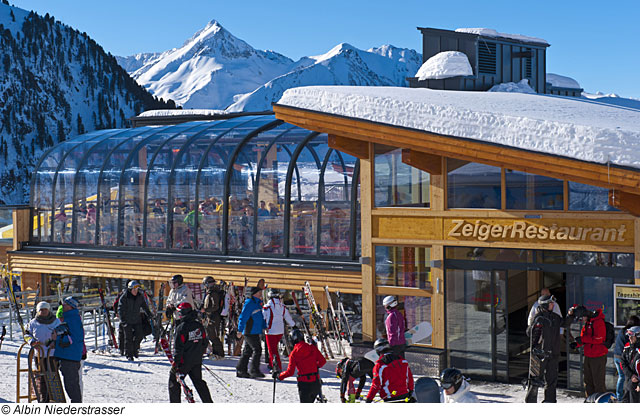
[10, 0, 640, 98]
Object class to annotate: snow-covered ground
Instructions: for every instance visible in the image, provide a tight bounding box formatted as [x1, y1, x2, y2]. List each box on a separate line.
[0, 334, 585, 404]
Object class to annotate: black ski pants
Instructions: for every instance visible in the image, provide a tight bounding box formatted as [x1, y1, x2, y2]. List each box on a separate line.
[297, 380, 322, 403]
[583, 355, 607, 397]
[205, 314, 224, 356]
[169, 363, 213, 403]
[122, 322, 143, 358]
[236, 334, 262, 374]
[525, 355, 558, 403]
[57, 359, 82, 403]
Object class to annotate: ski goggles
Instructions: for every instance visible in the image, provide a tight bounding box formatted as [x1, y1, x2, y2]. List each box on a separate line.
[440, 380, 455, 389]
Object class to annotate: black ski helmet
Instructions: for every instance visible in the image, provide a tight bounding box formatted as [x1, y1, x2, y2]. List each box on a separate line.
[440, 368, 464, 393]
[336, 357, 348, 378]
[290, 328, 305, 345]
[373, 338, 391, 356]
[202, 276, 215, 288]
[170, 274, 183, 286]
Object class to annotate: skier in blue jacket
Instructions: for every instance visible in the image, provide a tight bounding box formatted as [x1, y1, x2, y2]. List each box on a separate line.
[54, 297, 85, 403]
[236, 286, 266, 378]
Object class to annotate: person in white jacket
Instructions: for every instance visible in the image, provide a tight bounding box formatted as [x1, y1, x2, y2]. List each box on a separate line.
[24, 301, 61, 402]
[440, 368, 479, 403]
[166, 274, 195, 319]
[262, 288, 295, 371]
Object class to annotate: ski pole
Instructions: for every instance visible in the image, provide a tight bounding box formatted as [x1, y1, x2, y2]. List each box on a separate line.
[0, 325, 5, 350]
[202, 364, 234, 396]
[271, 354, 279, 403]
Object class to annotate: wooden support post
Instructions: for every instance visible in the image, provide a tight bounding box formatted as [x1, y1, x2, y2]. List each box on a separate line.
[635, 218, 640, 285]
[328, 135, 369, 159]
[360, 143, 375, 342]
[610, 190, 640, 217]
[12, 208, 31, 251]
[430, 156, 445, 348]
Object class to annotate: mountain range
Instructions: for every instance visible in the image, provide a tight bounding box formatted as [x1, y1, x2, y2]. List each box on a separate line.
[117, 20, 423, 112]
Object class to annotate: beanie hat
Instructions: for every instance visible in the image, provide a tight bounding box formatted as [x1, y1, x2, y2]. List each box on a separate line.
[250, 286, 262, 296]
[36, 301, 51, 312]
[63, 296, 79, 309]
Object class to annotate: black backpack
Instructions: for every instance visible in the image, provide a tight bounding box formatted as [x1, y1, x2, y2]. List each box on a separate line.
[603, 321, 615, 349]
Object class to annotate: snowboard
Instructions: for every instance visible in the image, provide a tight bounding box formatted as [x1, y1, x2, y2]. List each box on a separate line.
[414, 377, 441, 403]
[364, 321, 433, 362]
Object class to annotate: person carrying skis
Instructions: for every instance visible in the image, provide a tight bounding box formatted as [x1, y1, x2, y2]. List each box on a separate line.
[525, 294, 566, 403]
[236, 286, 267, 378]
[118, 280, 152, 361]
[201, 276, 225, 358]
[568, 305, 608, 397]
[336, 356, 374, 403]
[365, 338, 415, 403]
[263, 288, 295, 371]
[168, 302, 212, 403]
[166, 274, 195, 320]
[276, 328, 327, 403]
[53, 297, 84, 403]
[620, 326, 640, 403]
[383, 296, 406, 358]
[440, 368, 478, 403]
[24, 301, 61, 402]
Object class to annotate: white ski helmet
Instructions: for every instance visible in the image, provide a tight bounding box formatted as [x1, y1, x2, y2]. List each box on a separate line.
[382, 295, 397, 309]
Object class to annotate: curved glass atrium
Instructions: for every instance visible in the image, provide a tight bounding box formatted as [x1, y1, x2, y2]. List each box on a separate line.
[31, 115, 361, 262]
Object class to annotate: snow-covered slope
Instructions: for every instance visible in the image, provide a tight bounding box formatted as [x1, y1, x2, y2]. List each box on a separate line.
[118, 21, 422, 112]
[0, 3, 173, 204]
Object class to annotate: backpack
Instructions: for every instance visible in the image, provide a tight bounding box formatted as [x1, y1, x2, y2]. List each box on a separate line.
[603, 321, 615, 349]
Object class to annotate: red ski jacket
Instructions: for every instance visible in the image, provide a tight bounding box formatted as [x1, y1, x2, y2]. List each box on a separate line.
[278, 341, 327, 383]
[579, 309, 608, 358]
[366, 353, 414, 402]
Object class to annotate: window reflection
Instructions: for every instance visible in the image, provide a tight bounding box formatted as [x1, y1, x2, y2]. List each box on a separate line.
[447, 158, 501, 209]
[375, 246, 431, 288]
[505, 169, 563, 210]
[374, 145, 429, 207]
[568, 182, 617, 211]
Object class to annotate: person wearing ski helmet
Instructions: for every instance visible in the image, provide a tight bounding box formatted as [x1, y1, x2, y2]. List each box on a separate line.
[614, 315, 640, 401]
[166, 274, 195, 319]
[525, 294, 567, 403]
[620, 326, 640, 403]
[54, 297, 84, 403]
[236, 286, 267, 379]
[277, 328, 327, 403]
[118, 280, 152, 361]
[440, 368, 478, 403]
[365, 338, 415, 403]
[568, 304, 608, 397]
[24, 301, 61, 402]
[201, 276, 225, 358]
[336, 356, 374, 403]
[169, 302, 212, 403]
[383, 295, 406, 358]
[263, 288, 295, 371]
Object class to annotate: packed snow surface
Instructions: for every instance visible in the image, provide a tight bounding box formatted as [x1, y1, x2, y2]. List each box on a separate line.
[415, 51, 473, 80]
[489, 79, 536, 94]
[277, 86, 640, 169]
[547, 73, 581, 89]
[455, 28, 549, 45]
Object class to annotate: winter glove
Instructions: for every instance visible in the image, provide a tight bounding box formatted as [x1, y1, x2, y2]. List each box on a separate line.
[165, 306, 175, 319]
[575, 336, 582, 345]
[348, 393, 356, 403]
[569, 341, 578, 350]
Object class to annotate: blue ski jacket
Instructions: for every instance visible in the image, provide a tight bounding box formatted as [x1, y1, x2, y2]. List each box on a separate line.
[54, 307, 85, 362]
[238, 296, 266, 335]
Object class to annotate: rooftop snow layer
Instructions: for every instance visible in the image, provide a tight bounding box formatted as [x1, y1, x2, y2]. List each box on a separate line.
[455, 27, 549, 45]
[277, 86, 640, 169]
[489, 79, 536, 94]
[546, 73, 581, 89]
[415, 51, 473, 80]
[137, 109, 228, 117]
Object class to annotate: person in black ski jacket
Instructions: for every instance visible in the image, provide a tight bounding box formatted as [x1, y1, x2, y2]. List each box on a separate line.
[620, 326, 640, 403]
[118, 280, 152, 361]
[336, 356, 374, 402]
[169, 302, 212, 403]
[201, 276, 225, 358]
[614, 315, 640, 401]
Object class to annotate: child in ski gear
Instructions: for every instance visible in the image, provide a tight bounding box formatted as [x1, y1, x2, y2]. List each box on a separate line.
[440, 368, 478, 403]
[169, 302, 212, 403]
[25, 301, 61, 402]
[277, 328, 327, 403]
[365, 338, 415, 403]
[166, 274, 195, 319]
[263, 288, 295, 370]
[336, 356, 374, 403]
[620, 326, 640, 403]
[525, 294, 568, 403]
[201, 276, 225, 357]
[568, 305, 608, 397]
[236, 286, 267, 378]
[383, 296, 406, 358]
[614, 316, 640, 401]
[54, 297, 84, 403]
[118, 280, 152, 361]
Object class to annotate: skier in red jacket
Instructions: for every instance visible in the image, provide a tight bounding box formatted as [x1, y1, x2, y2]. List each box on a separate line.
[366, 338, 415, 403]
[277, 329, 327, 403]
[568, 305, 608, 396]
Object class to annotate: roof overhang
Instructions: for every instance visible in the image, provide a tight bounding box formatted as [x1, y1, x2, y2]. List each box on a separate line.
[274, 103, 640, 205]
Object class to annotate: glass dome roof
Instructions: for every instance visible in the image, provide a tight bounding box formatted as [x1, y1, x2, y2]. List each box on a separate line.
[30, 115, 361, 260]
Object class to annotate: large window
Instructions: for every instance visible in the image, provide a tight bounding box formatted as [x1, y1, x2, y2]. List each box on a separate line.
[569, 182, 617, 211]
[375, 246, 431, 289]
[505, 169, 563, 210]
[447, 159, 501, 209]
[374, 145, 429, 208]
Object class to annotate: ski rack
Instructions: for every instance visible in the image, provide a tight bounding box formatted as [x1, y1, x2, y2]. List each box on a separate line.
[335, 290, 353, 344]
[98, 288, 119, 351]
[324, 286, 345, 355]
[302, 282, 334, 359]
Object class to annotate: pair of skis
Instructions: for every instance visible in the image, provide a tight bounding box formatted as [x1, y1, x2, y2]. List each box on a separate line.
[4, 269, 26, 336]
[159, 337, 195, 403]
[98, 288, 119, 351]
[302, 282, 334, 359]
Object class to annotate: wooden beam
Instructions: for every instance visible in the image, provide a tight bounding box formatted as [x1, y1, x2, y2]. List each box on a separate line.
[401, 149, 442, 175]
[328, 134, 369, 159]
[274, 105, 640, 196]
[609, 190, 640, 216]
